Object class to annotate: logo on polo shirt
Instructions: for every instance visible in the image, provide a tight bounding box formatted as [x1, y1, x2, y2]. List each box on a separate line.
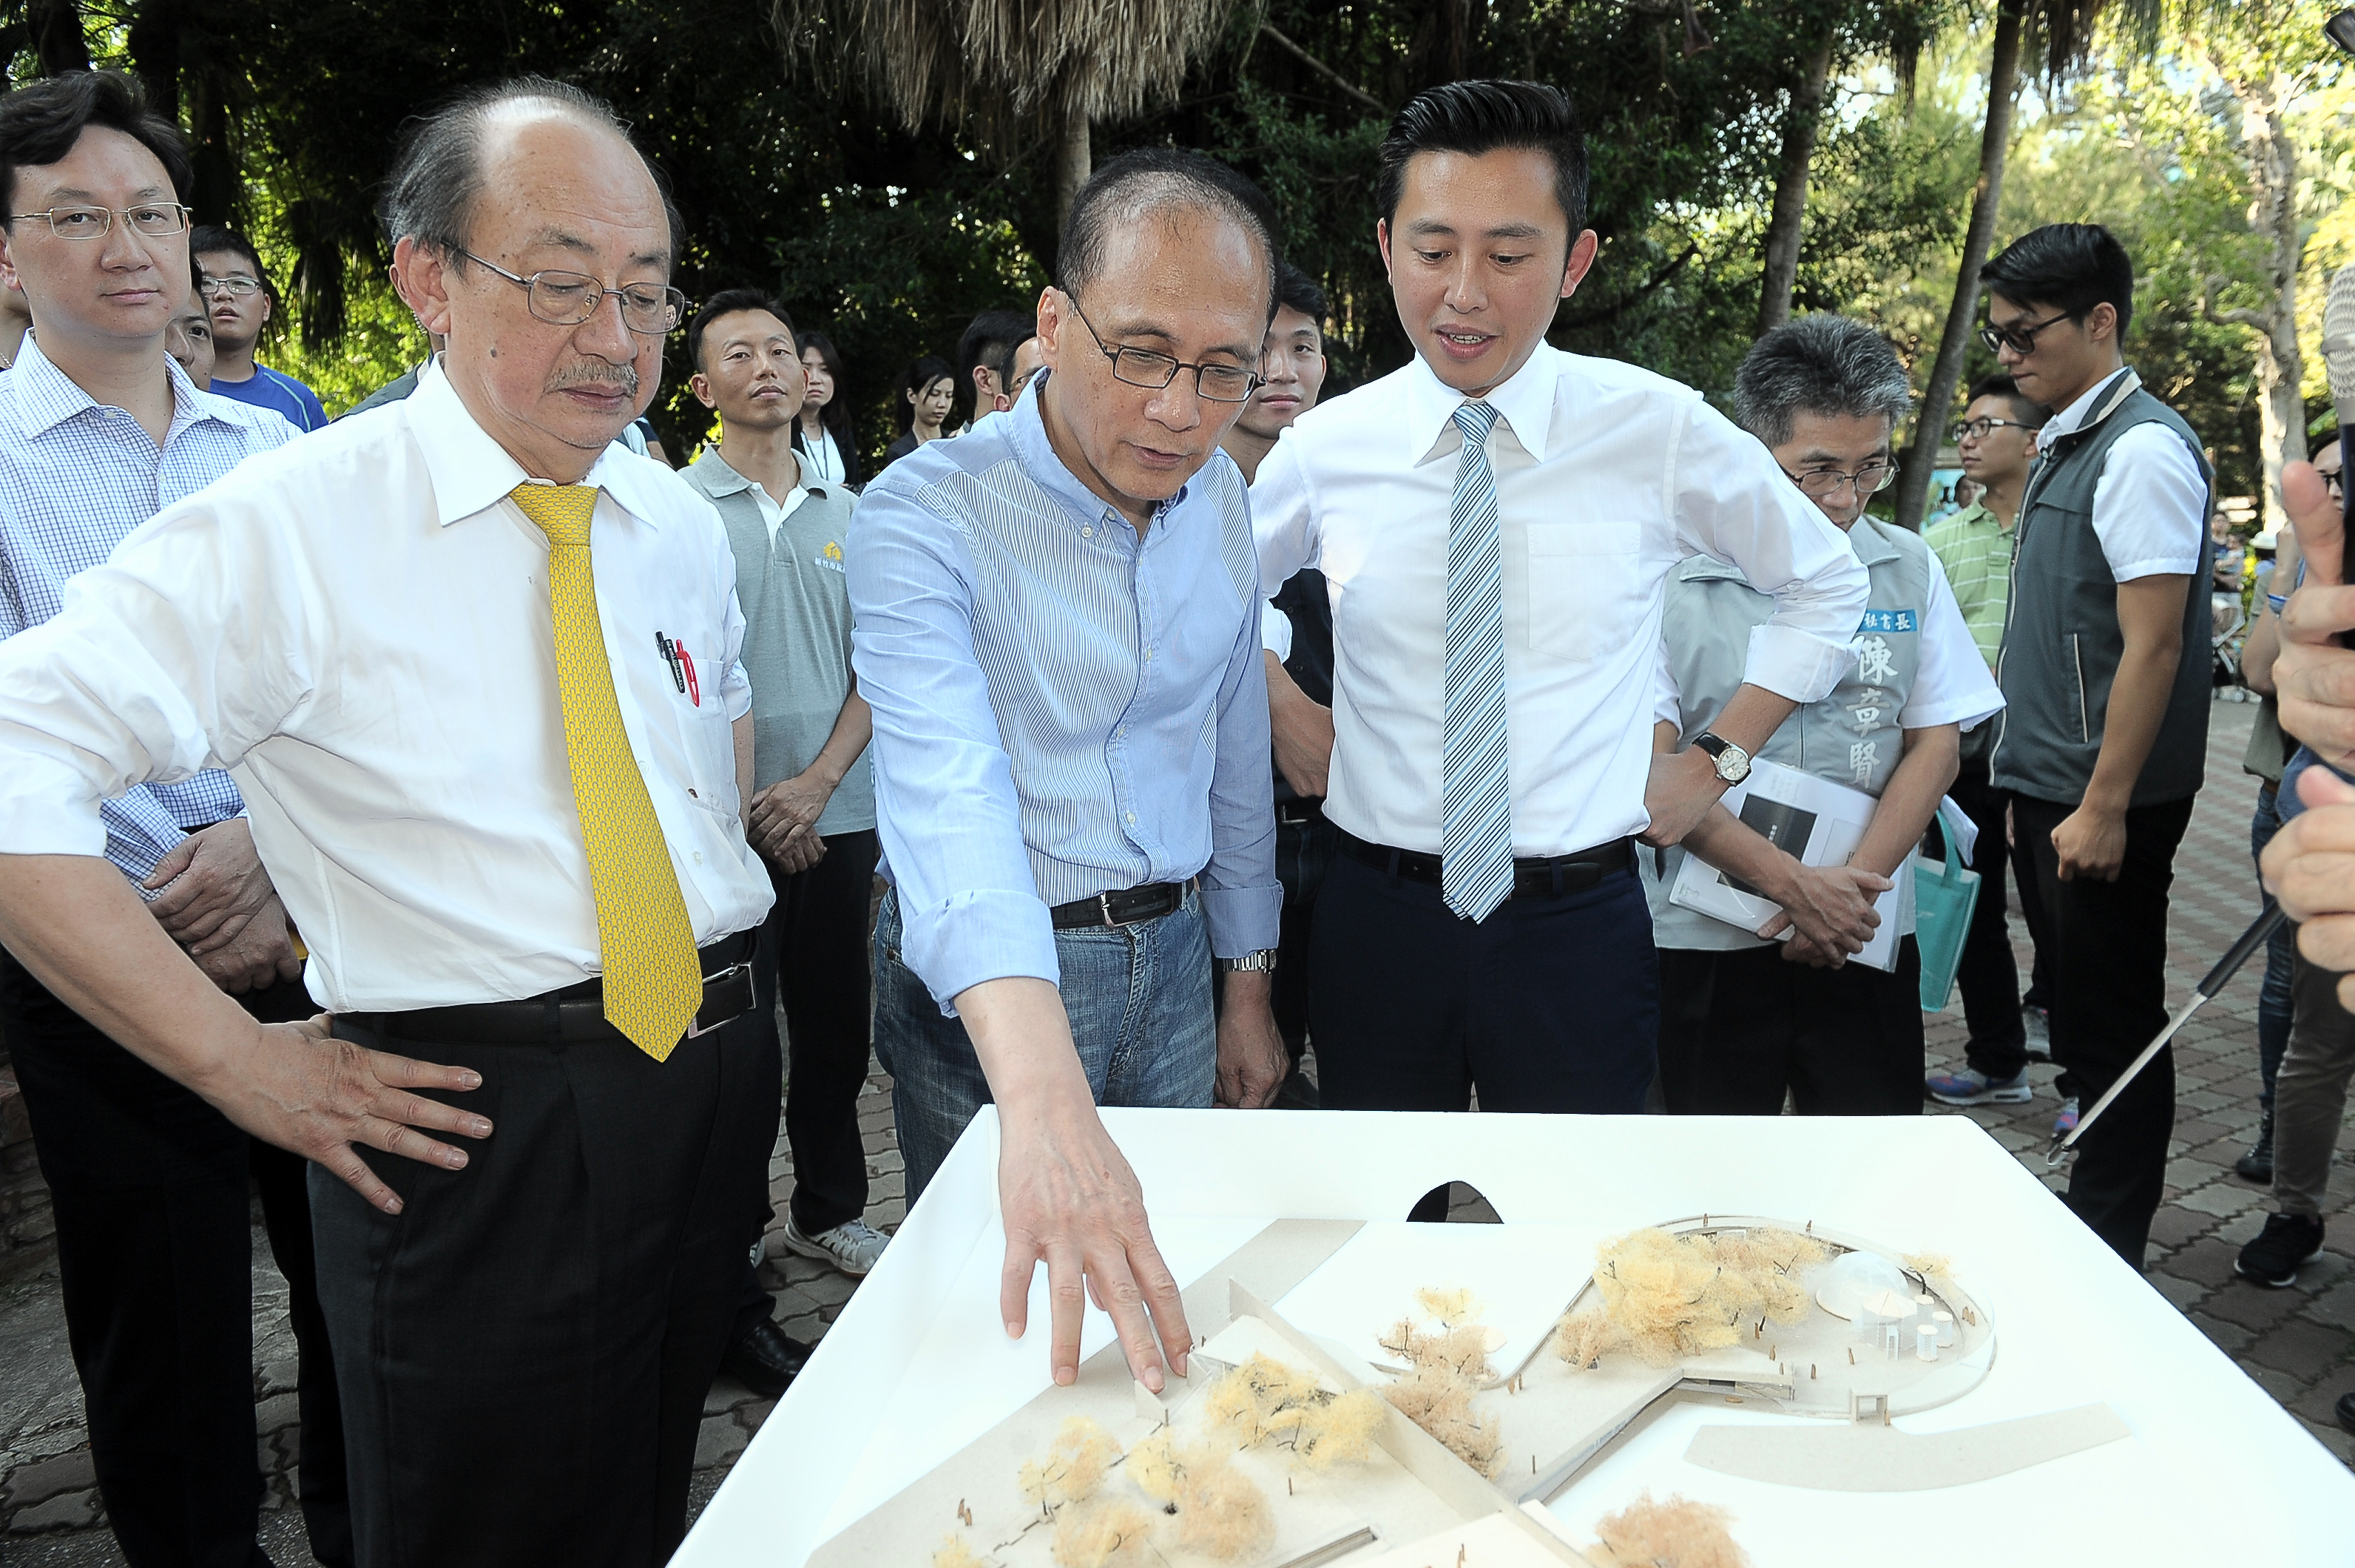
[817, 540, 845, 574]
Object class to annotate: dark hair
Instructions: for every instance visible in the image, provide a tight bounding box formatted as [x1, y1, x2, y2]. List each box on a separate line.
[1058, 147, 1280, 320]
[1732, 313, 1913, 448]
[1274, 262, 1327, 325]
[1377, 80, 1587, 235]
[687, 287, 794, 373]
[0, 70, 192, 220]
[1980, 222, 2136, 337]
[958, 308, 1035, 405]
[896, 354, 956, 431]
[377, 76, 682, 263]
[792, 328, 860, 483]
[1966, 371, 2047, 428]
[189, 223, 271, 302]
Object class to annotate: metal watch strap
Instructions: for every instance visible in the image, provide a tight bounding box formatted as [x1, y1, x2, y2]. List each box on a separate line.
[1217, 949, 1278, 974]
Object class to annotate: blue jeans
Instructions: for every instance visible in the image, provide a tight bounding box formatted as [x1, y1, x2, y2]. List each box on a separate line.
[873, 883, 1217, 1203]
[2251, 783, 2295, 1109]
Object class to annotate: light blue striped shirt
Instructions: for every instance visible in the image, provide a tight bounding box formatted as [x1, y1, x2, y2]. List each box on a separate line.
[848, 376, 1280, 1013]
[0, 334, 296, 884]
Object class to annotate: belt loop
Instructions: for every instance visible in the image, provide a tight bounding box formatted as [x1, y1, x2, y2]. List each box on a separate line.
[544, 996, 561, 1049]
[1383, 846, 1402, 882]
[1550, 860, 1566, 899]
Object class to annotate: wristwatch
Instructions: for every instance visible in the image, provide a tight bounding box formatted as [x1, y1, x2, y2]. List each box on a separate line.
[1692, 731, 1752, 784]
[1217, 950, 1279, 975]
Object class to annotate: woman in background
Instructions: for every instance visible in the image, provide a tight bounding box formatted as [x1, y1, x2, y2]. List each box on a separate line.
[794, 330, 860, 487]
[878, 354, 956, 471]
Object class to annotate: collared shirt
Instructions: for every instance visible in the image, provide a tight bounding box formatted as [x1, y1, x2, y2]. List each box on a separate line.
[2042, 368, 2207, 581]
[1921, 500, 2013, 669]
[1251, 339, 1871, 859]
[848, 375, 1280, 1013]
[0, 359, 772, 1011]
[0, 333, 296, 884]
[682, 447, 872, 833]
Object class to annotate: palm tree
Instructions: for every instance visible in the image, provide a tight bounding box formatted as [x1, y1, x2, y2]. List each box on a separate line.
[1893, 0, 2119, 530]
[774, 0, 1239, 232]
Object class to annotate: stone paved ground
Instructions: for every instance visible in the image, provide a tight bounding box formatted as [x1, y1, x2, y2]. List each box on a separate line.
[6, 695, 2352, 1561]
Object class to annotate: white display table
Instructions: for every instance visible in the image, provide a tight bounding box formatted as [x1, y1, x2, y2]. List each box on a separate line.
[673, 1109, 2354, 1567]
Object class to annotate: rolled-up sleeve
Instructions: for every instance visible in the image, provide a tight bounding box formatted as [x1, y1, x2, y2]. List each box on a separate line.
[1669, 399, 1869, 704]
[1203, 585, 1280, 957]
[848, 484, 1058, 1013]
[1250, 432, 1321, 599]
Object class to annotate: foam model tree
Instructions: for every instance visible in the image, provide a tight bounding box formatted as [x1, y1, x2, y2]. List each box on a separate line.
[1584, 1489, 1752, 1568]
[1376, 1288, 1507, 1479]
[1555, 1229, 1831, 1369]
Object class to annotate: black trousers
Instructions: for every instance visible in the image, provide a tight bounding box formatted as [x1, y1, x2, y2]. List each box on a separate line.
[1308, 851, 1659, 1120]
[1946, 759, 2033, 1079]
[2008, 785, 2059, 1019]
[1270, 809, 1338, 1065]
[1, 953, 349, 1568]
[2011, 791, 2197, 1268]
[755, 829, 879, 1237]
[1657, 939, 1925, 1115]
[311, 1005, 774, 1568]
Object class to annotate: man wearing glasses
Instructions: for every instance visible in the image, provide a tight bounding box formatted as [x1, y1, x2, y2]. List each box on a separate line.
[1979, 223, 2212, 1271]
[0, 70, 345, 1568]
[848, 147, 1285, 1399]
[189, 223, 329, 430]
[0, 77, 775, 1566]
[1648, 314, 1998, 1116]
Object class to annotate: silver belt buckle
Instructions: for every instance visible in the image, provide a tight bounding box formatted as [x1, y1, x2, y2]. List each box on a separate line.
[1097, 891, 1120, 927]
[684, 962, 752, 1038]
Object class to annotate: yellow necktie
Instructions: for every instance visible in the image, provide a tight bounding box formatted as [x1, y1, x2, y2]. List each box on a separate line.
[512, 482, 703, 1060]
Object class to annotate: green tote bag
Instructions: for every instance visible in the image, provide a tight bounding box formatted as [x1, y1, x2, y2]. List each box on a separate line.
[1913, 825, 1981, 1013]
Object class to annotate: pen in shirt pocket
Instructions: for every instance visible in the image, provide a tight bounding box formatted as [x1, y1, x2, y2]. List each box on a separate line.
[655, 632, 686, 693]
[678, 641, 700, 707]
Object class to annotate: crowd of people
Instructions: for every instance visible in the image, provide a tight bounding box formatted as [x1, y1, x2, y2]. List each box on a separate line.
[2, 55, 2354, 1568]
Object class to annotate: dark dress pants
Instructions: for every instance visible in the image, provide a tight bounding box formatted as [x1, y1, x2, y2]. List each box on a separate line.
[1, 953, 350, 1568]
[1947, 758, 2031, 1081]
[1308, 852, 1659, 1123]
[737, 828, 876, 1336]
[1657, 939, 1925, 1115]
[311, 1004, 774, 1568]
[2011, 791, 2197, 1268]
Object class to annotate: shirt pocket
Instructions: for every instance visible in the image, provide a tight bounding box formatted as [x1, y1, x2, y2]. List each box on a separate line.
[682, 707, 741, 825]
[1524, 520, 1641, 663]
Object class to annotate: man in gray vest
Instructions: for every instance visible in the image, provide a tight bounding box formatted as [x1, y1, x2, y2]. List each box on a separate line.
[683, 290, 882, 1395]
[1647, 315, 2000, 1115]
[1982, 223, 2212, 1268]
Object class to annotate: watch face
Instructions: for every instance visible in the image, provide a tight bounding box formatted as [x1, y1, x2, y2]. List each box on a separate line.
[1716, 746, 1750, 782]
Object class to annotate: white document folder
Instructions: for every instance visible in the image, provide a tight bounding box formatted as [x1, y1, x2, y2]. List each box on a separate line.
[1667, 756, 1905, 971]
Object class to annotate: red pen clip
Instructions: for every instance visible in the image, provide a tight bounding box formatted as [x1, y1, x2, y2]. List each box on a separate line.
[678, 642, 700, 707]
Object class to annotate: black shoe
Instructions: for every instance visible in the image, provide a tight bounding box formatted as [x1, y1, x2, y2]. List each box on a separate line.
[720, 1317, 813, 1398]
[2234, 1212, 2326, 1288]
[2235, 1111, 2276, 1184]
[2338, 1392, 2355, 1436]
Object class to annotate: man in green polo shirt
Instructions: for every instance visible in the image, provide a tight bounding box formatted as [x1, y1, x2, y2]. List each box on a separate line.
[1925, 372, 2053, 1109]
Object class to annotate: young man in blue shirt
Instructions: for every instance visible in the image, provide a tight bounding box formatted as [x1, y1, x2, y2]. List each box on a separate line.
[190, 223, 329, 429]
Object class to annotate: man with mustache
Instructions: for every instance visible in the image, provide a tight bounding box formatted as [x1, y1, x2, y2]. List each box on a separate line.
[850, 146, 1285, 1399]
[0, 77, 775, 1567]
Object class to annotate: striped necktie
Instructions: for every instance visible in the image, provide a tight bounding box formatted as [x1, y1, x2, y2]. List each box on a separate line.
[1442, 401, 1514, 923]
[510, 482, 705, 1060]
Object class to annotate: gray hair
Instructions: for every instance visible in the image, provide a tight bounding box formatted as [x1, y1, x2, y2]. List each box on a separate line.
[1058, 146, 1280, 321]
[377, 76, 680, 260]
[1732, 314, 1913, 448]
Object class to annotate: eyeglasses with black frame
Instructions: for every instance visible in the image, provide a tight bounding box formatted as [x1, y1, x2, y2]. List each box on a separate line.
[7, 202, 192, 240]
[1060, 291, 1262, 403]
[1782, 459, 1897, 502]
[1978, 308, 2081, 357]
[457, 249, 684, 336]
[1950, 415, 2044, 443]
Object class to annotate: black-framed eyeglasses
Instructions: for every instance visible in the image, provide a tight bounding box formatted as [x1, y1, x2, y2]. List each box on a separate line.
[1783, 460, 1897, 501]
[198, 275, 264, 300]
[457, 249, 684, 336]
[6, 202, 191, 240]
[1061, 291, 1262, 404]
[1950, 416, 2044, 442]
[1978, 308, 2081, 356]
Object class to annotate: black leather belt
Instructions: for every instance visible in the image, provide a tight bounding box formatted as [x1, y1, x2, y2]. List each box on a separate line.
[1337, 829, 1634, 902]
[1048, 882, 1185, 930]
[1275, 797, 1324, 826]
[343, 929, 760, 1046]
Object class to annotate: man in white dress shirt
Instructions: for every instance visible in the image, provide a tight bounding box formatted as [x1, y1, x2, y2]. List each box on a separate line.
[1251, 81, 1868, 1172]
[0, 78, 774, 1567]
